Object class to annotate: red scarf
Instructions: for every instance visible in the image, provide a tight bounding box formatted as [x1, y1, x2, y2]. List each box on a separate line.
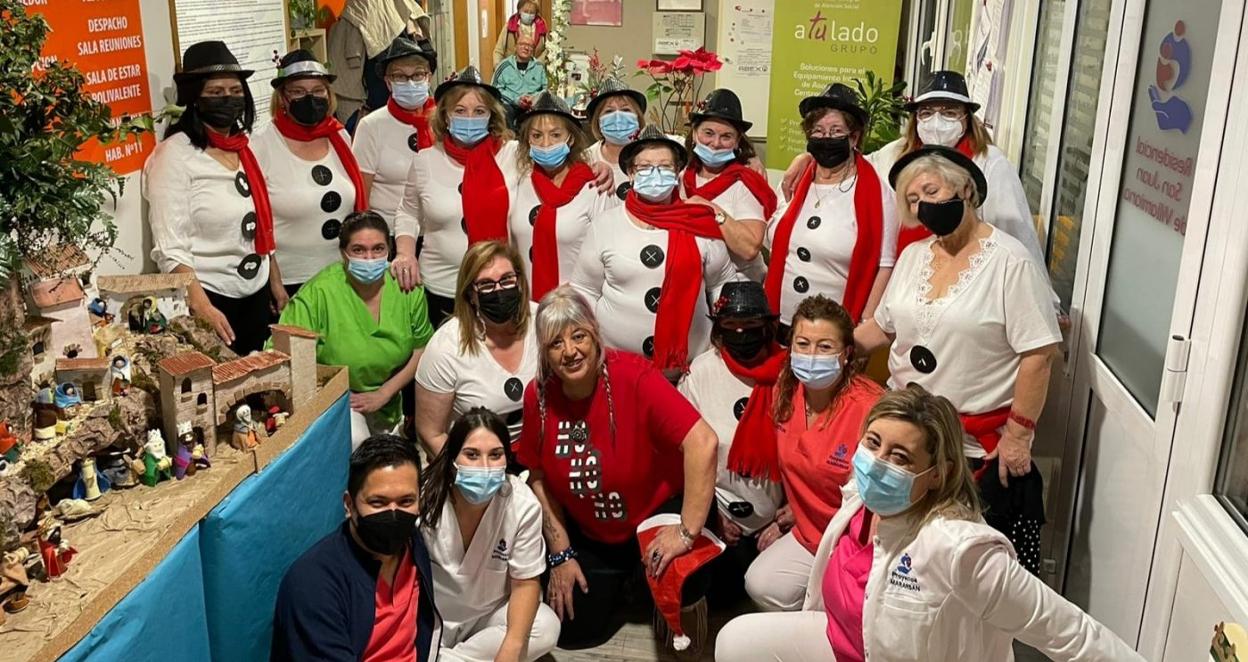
[764, 154, 884, 323]
[386, 97, 436, 150]
[722, 345, 788, 480]
[896, 137, 978, 256]
[273, 111, 368, 214]
[624, 192, 722, 372]
[682, 160, 779, 220]
[960, 406, 1011, 481]
[530, 163, 596, 301]
[205, 130, 276, 255]
[442, 135, 510, 245]
[506, 14, 548, 39]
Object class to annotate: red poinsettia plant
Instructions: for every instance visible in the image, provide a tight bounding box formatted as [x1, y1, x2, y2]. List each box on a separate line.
[634, 47, 723, 133]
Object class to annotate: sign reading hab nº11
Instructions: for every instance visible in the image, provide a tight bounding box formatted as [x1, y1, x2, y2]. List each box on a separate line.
[25, 0, 155, 175]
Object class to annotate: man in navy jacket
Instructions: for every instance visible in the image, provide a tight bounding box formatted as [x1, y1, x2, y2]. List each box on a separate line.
[272, 434, 442, 661]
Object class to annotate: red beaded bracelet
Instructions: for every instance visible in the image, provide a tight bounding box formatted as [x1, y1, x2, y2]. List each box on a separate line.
[1009, 411, 1037, 431]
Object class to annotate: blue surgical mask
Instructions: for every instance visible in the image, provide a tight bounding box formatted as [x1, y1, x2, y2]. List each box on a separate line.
[455, 464, 507, 504]
[694, 141, 736, 168]
[391, 80, 429, 110]
[599, 110, 639, 145]
[347, 257, 389, 284]
[852, 446, 933, 517]
[530, 142, 570, 169]
[632, 167, 679, 202]
[450, 115, 490, 145]
[790, 352, 842, 390]
[519, 11, 537, 25]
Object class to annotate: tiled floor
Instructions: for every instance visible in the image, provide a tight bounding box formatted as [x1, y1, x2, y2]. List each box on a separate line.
[537, 598, 751, 662]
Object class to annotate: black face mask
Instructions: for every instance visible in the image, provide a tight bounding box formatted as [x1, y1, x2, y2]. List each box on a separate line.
[721, 325, 771, 363]
[807, 136, 852, 169]
[197, 96, 247, 131]
[917, 197, 965, 236]
[353, 507, 418, 555]
[288, 95, 330, 126]
[477, 286, 523, 324]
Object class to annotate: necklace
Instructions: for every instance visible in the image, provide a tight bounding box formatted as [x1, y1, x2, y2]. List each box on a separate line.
[812, 165, 856, 207]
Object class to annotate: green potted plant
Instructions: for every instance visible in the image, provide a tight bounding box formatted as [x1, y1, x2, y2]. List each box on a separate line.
[289, 0, 317, 33]
[852, 71, 909, 154]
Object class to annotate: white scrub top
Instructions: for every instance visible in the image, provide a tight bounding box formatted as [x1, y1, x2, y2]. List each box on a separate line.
[420, 475, 546, 646]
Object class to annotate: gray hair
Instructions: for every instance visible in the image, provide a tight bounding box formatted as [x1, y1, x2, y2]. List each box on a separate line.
[533, 285, 616, 443]
[893, 154, 982, 226]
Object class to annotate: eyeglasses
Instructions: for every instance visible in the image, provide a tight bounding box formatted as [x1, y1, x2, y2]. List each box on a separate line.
[916, 108, 967, 121]
[285, 87, 330, 100]
[808, 128, 850, 139]
[473, 272, 519, 294]
[633, 165, 676, 177]
[387, 72, 431, 84]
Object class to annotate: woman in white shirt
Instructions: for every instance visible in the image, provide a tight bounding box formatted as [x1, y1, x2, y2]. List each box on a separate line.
[682, 89, 776, 280]
[856, 146, 1062, 572]
[715, 385, 1143, 662]
[415, 241, 537, 455]
[392, 65, 519, 326]
[352, 36, 438, 225]
[583, 77, 647, 201]
[144, 41, 272, 354]
[766, 83, 897, 337]
[420, 407, 559, 662]
[253, 50, 367, 306]
[509, 91, 614, 303]
[569, 125, 736, 380]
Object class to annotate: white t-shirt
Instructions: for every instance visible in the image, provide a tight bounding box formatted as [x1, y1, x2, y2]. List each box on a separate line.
[569, 205, 736, 360]
[251, 125, 358, 286]
[874, 227, 1061, 419]
[766, 175, 899, 324]
[393, 141, 522, 297]
[586, 140, 630, 202]
[142, 132, 269, 298]
[678, 349, 784, 534]
[420, 475, 545, 647]
[352, 105, 424, 223]
[414, 311, 539, 443]
[694, 172, 769, 281]
[508, 166, 618, 294]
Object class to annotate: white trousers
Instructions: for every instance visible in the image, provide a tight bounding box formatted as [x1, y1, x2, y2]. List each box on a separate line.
[715, 610, 833, 662]
[744, 531, 815, 611]
[349, 410, 402, 450]
[438, 601, 560, 662]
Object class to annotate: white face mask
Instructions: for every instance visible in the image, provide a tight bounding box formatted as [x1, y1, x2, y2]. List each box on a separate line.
[917, 114, 965, 148]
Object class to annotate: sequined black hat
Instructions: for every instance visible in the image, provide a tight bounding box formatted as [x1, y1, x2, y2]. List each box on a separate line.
[585, 77, 647, 119]
[175, 41, 253, 82]
[619, 125, 688, 174]
[434, 65, 502, 102]
[689, 88, 752, 133]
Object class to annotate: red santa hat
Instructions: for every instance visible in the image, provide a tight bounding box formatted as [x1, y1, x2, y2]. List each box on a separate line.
[635, 513, 725, 651]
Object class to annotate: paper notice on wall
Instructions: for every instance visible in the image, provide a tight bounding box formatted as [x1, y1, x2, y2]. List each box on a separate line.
[29, 0, 155, 174]
[175, 0, 288, 125]
[653, 12, 706, 55]
[716, 0, 775, 136]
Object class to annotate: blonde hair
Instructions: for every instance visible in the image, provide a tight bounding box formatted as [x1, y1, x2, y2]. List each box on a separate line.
[453, 241, 531, 356]
[516, 114, 591, 173]
[863, 385, 981, 525]
[269, 78, 338, 119]
[900, 107, 993, 156]
[892, 154, 982, 226]
[431, 86, 513, 141]
[533, 285, 616, 443]
[588, 94, 645, 142]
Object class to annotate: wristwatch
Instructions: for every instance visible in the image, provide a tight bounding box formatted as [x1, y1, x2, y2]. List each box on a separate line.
[714, 210, 727, 226]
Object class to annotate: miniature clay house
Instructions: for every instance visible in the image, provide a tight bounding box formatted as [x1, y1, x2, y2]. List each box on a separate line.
[96, 274, 192, 326]
[157, 325, 318, 456]
[54, 358, 111, 403]
[24, 316, 56, 386]
[21, 244, 97, 361]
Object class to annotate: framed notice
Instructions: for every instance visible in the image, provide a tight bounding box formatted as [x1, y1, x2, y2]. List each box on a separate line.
[658, 0, 703, 10]
[28, 0, 155, 174]
[171, 0, 290, 125]
[652, 12, 705, 54]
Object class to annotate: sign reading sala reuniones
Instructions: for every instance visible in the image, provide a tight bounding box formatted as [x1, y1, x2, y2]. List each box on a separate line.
[765, 1, 904, 169]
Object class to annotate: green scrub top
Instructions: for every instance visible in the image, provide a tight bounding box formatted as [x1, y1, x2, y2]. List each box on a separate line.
[274, 262, 434, 426]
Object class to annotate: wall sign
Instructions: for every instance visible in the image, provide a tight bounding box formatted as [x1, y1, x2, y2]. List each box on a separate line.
[653, 11, 705, 54]
[30, 0, 155, 175]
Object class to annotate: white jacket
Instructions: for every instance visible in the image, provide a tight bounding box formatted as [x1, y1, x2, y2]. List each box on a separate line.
[803, 482, 1144, 661]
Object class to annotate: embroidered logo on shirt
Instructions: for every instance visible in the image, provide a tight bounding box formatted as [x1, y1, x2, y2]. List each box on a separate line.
[889, 552, 922, 592]
[826, 443, 851, 471]
[491, 538, 510, 562]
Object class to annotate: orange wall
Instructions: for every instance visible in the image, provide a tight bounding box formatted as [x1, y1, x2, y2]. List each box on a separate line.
[318, 0, 347, 28]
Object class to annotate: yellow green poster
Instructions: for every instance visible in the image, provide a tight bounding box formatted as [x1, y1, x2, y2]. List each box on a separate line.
[766, 1, 906, 169]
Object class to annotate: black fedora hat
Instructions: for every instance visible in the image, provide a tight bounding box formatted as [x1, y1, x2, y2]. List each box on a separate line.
[585, 77, 647, 119]
[434, 65, 502, 102]
[709, 281, 776, 320]
[888, 145, 988, 208]
[375, 36, 438, 77]
[619, 125, 688, 173]
[799, 83, 869, 129]
[905, 70, 981, 112]
[271, 49, 336, 88]
[175, 41, 253, 82]
[689, 88, 752, 133]
[522, 90, 578, 125]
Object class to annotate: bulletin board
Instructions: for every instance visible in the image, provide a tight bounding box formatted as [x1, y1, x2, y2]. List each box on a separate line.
[713, 0, 775, 137]
[169, 0, 290, 125]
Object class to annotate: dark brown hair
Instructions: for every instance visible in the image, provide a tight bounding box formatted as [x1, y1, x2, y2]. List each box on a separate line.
[801, 107, 864, 143]
[774, 295, 858, 423]
[684, 118, 758, 165]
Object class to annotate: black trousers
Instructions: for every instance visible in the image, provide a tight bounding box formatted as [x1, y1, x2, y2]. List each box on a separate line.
[549, 496, 712, 650]
[204, 286, 272, 356]
[972, 457, 1046, 576]
[425, 291, 456, 328]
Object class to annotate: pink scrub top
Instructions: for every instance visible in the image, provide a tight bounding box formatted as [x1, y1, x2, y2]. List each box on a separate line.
[822, 508, 874, 662]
